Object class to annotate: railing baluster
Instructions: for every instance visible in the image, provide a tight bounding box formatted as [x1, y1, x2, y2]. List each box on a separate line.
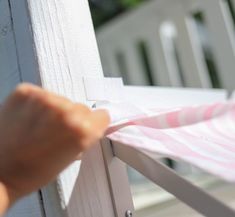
[123, 40, 150, 85]
[203, 0, 235, 91]
[101, 47, 123, 78]
[172, 5, 211, 88]
[144, 20, 172, 86]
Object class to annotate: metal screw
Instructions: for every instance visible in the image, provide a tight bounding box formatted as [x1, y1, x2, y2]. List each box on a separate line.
[125, 210, 133, 217]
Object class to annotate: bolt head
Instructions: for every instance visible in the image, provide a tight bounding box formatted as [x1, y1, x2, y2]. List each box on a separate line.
[125, 210, 133, 217]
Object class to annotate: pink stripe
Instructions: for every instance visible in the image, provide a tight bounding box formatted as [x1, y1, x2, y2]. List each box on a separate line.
[104, 101, 235, 182]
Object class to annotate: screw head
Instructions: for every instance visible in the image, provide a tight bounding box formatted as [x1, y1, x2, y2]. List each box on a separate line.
[125, 210, 133, 217]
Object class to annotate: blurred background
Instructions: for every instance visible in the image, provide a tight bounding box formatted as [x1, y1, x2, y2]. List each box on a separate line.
[89, 0, 235, 216]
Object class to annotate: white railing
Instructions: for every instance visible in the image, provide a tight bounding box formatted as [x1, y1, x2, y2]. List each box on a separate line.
[96, 0, 235, 213]
[96, 0, 235, 91]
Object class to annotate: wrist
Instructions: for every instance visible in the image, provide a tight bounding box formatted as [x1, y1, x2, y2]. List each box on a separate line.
[0, 181, 17, 215]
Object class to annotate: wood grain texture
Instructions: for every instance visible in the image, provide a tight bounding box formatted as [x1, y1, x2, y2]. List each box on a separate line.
[26, 0, 104, 101]
[1, 0, 120, 216]
[101, 139, 134, 217]
[18, 0, 117, 216]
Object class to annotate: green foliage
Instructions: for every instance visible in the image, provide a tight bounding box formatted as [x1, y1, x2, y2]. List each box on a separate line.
[89, 0, 146, 28]
[120, 0, 143, 8]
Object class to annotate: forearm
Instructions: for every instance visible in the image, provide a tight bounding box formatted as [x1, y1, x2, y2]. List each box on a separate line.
[0, 182, 15, 216]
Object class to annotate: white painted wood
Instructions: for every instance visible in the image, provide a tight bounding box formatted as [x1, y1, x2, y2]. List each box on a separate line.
[159, 24, 185, 87]
[122, 41, 150, 85]
[203, 0, 235, 91]
[22, 0, 118, 216]
[122, 86, 227, 108]
[98, 46, 120, 78]
[101, 139, 134, 217]
[172, 5, 212, 88]
[96, 0, 217, 178]
[95, 2, 235, 180]
[144, 21, 171, 86]
[168, 1, 214, 175]
[100, 44, 129, 82]
[96, 0, 187, 87]
[113, 142, 235, 217]
[2, 0, 133, 216]
[112, 49, 131, 85]
[96, 0, 179, 86]
[2, 0, 234, 216]
[96, 0, 235, 91]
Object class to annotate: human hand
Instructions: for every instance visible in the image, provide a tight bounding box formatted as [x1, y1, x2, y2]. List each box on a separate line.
[0, 84, 110, 214]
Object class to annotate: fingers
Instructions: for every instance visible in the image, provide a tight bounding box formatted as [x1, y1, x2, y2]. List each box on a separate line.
[15, 83, 110, 132]
[77, 109, 110, 150]
[73, 103, 91, 116]
[88, 109, 110, 136]
[10, 83, 70, 109]
[11, 83, 110, 151]
[79, 110, 110, 137]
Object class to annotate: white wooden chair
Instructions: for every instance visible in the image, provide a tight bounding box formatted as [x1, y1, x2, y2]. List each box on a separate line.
[1, 0, 235, 217]
[96, 0, 235, 204]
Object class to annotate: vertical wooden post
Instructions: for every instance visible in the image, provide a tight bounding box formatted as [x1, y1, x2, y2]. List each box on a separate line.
[203, 0, 235, 91]
[144, 19, 172, 86]
[101, 139, 134, 217]
[122, 40, 150, 85]
[2, 0, 133, 216]
[172, 4, 212, 88]
[159, 25, 183, 87]
[98, 46, 121, 78]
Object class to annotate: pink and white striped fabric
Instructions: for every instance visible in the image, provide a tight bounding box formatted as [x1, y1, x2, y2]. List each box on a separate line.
[102, 101, 235, 182]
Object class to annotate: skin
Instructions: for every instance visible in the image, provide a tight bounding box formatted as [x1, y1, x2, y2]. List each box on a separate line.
[0, 83, 110, 215]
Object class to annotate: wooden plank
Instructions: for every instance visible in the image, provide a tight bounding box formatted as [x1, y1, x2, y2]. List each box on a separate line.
[101, 139, 134, 217]
[172, 4, 212, 88]
[122, 86, 227, 108]
[7, 0, 128, 216]
[159, 25, 185, 87]
[113, 142, 235, 217]
[122, 40, 150, 85]
[144, 20, 172, 86]
[97, 46, 120, 78]
[26, 0, 115, 215]
[203, 0, 235, 91]
[98, 43, 126, 80]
